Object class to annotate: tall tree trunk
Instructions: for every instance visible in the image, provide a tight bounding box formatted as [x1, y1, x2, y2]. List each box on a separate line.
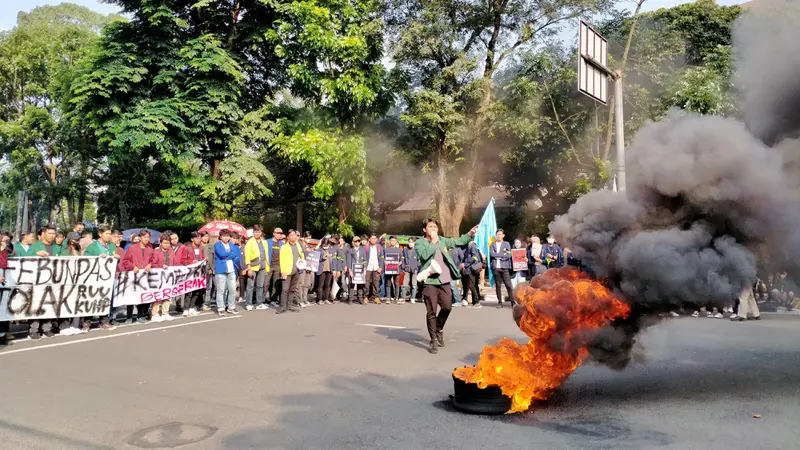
[337, 194, 349, 224]
[118, 198, 130, 229]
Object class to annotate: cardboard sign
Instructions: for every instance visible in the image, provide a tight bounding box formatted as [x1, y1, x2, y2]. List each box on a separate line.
[512, 249, 528, 272]
[353, 263, 365, 285]
[115, 260, 207, 306]
[0, 256, 116, 320]
[384, 252, 401, 275]
[306, 251, 321, 272]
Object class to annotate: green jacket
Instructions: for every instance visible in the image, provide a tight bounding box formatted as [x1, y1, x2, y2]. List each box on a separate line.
[13, 242, 35, 257]
[30, 240, 63, 257]
[414, 234, 473, 285]
[84, 240, 116, 257]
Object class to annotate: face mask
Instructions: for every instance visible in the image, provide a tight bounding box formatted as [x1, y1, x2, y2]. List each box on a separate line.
[408, 243, 414, 249]
[547, 238, 555, 244]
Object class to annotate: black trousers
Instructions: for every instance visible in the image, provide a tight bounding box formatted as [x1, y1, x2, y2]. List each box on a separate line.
[463, 272, 480, 305]
[126, 304, 148, 320]
[265, 268, 282, 303]
[366, 271, 381, 301]
[187, 289, 204, 309]
[280, 273, 300, 311]
[423, 283, 452, 339]
[349, 283, 364, 302]
[385, 274, 399, 300]
[317, 272, 333, 302]
[492, 268, 514, 304]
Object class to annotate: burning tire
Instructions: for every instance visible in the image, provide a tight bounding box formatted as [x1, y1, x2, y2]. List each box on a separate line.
[450, 373, 511, 415]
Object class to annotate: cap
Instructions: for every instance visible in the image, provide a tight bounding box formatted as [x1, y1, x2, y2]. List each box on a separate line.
[67, 232, 81, 241]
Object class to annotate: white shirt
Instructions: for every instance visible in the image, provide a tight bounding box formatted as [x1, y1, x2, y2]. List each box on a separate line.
[367, 246, 379, 271]
[494, 242, 502, 269]
[223, 243, 234, 273]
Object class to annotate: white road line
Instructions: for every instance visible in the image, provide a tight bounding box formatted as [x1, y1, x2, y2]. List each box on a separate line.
[356, 323, 407, 329]
[0, 316, 243, 357]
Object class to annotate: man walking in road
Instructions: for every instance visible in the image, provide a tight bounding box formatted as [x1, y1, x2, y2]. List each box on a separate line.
[415, 219, 477, 354]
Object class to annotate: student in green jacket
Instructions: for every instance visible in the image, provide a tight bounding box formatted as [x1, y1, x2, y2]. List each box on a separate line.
[13, 231, 36, 256]
[30, 225, 62, 257]
[414, 218, 477, 354]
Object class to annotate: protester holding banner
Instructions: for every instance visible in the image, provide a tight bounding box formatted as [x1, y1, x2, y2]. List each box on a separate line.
[527, 236, 545, 278]
[13, 231, 35, 257]
[123, 230, 154, 324]
[184, 232, 206, 316]
[0, 234, 9, 345]
[213, 229, 239, 316]
[401, 237, 420, 304]
[83, 226, 118, 330]
[150, 233, 179, 322]
[243, 225, 269, 311]
[109, 229, 126, 324]
[31, 225, 62, 257]
[278, 229, 304, 314]
[489, 228, 514, 309]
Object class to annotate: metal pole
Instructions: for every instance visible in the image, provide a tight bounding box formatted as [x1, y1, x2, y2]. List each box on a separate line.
[14, 191, 24, 240]
[614, 72, 626, 192]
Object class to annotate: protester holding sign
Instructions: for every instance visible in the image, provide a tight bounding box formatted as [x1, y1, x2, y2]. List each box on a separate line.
[346, 235, 366, 304]
[364, 234, 383, 304]
[0, 235, 9, 345]
[383, 236, 402, 304]
[122, 230, 154, 324]
[278, 229, 304, 314]
[213, 229, 239, 316]
[401, 237, 420, 304]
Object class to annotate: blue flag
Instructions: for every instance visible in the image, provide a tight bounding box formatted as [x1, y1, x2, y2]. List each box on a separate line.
[474, 198, 498, 287]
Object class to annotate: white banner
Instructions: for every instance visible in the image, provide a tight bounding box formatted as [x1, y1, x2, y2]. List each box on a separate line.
[114, 260, 207, 306]
[0, 256, 117, 321]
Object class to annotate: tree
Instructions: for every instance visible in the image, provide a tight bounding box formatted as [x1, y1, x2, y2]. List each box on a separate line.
[69, 0, 274, 224]
[389, 0, 615, 236]
[0, 4, 120, 225]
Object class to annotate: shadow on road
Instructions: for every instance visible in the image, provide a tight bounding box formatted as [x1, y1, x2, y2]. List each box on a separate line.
[371, 327, 429, 350]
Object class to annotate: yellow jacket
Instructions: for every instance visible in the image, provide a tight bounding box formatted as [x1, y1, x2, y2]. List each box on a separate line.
[244, 238, 270, 272]
[280, 241, 305, 275]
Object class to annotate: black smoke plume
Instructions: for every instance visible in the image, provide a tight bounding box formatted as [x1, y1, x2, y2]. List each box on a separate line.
[549, 5, 800, 369]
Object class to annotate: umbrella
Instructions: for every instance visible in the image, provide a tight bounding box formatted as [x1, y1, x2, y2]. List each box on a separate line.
[121, 228, 161, 243]
[199, 220, 248, 237]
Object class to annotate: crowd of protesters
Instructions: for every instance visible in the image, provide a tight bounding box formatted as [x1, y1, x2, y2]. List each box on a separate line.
[0, 218, 788, 349]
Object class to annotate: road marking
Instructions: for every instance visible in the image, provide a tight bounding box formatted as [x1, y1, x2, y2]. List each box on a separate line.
[0, 316, 242, 357]
[356, 323, 407, 329]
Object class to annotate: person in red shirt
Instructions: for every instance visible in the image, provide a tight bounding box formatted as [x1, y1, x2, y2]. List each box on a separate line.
[184, 232, 206, 316]
[150, 232, 180, 322]
[122, 230, 154, 324]
[108, 230, 126, 325]
[167, 232, 190, 316]
[0, 233, 9, 346]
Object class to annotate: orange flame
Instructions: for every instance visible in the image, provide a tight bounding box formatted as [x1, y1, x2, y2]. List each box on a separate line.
[453, 268, 630, 413]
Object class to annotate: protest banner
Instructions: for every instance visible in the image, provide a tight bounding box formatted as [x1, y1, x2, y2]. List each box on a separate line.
[384, 252, 401, 275]
[306, 251, 320, 273]
[0, 256, 117, 321]
[115, 260, 207, 306]
[512, 249, 528, 271]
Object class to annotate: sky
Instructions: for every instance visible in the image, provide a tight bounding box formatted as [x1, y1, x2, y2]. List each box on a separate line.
[1, 0, 748, 31]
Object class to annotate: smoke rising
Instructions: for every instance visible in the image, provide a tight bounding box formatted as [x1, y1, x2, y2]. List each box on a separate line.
[549, 5, 800, 369]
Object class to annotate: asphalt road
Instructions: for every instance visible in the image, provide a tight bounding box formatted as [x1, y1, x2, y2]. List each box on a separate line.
[0, 303, 798, 450]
